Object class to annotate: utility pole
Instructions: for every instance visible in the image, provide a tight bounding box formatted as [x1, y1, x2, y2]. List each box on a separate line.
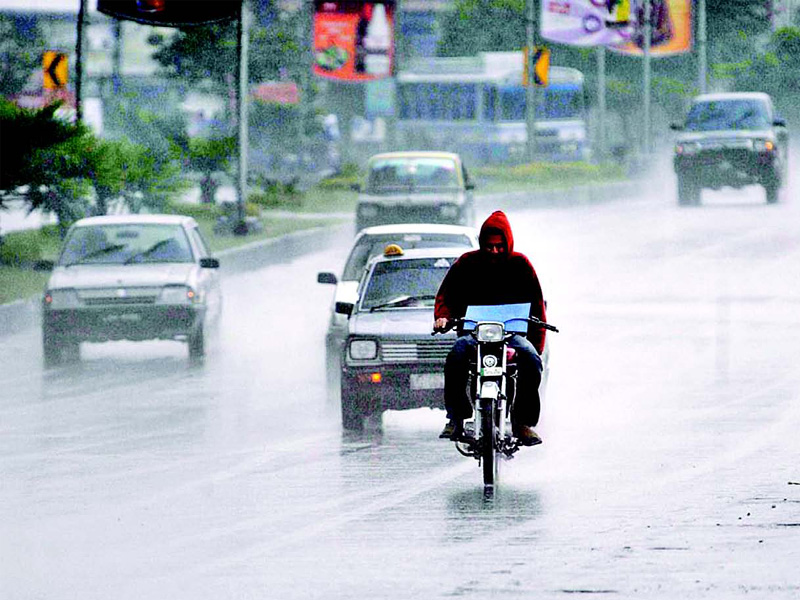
[642, 0, 651, 158]
[76, 0, 88, 123]
[597, 46, 606, 162]
[525, 0, 537, 162]
[697, 0, 707, 94]
[235, 0, 250, 235]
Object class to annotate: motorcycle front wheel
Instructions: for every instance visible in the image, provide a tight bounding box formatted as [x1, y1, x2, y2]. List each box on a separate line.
[481, 400, 498, 488]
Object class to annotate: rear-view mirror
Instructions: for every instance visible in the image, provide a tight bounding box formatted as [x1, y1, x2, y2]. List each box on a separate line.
[335, 301, 354, 316]
[318, 272, 337, 285]
[774, 118, 787, 127]
[200, 257, 220, 269]
[350, 183, 361, 192]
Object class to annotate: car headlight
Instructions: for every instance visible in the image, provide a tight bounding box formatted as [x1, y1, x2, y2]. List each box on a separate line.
[157, 285, 199, 305]
[753, 139, 775, 152]
[439, 204, 459, 218]
[349, 339, 378, 360]
[675, 142, 700, 155]
[44, 288, 80, 309]
[476, 322, 504, 343]
[358, 204, 379, 218]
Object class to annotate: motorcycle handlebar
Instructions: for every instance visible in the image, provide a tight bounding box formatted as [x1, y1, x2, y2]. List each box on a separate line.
[431, 316, 559, 335]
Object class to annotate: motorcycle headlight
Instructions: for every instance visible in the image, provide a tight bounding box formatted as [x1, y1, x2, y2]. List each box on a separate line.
[349, 339, 378, 360]
[157, 285, 198, 305]
[44, 288, 80, 309]
[675, 142, 700, 156]
[753, 139, 775, 152]
[476, 322, 504, 343]
[358, 204, 379, 218]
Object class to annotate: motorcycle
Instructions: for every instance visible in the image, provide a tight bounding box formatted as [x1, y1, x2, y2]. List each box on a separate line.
[434, 303, 558, 492]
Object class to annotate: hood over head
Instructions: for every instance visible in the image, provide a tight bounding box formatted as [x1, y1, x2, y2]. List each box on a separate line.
[479, 210, 514, 254]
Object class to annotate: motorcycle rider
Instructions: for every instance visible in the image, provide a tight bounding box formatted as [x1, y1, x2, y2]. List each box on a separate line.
[433, 210, 547, 446]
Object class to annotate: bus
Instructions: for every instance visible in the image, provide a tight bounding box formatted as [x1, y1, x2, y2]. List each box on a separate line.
[395, 52, 589, 164]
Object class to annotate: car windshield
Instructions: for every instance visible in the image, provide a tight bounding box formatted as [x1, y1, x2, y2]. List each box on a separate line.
[360, 257, 454, 311]
[342, 233, 472, 280]
[60, 224, 194, 266]
[684, 99, 772, 131]
[366, 157, 459, 193]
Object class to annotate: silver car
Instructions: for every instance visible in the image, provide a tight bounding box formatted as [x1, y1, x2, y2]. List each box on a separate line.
[41, 214, 222, 365]
[317, 223, 479, 392]
[354, 151, 477, 232]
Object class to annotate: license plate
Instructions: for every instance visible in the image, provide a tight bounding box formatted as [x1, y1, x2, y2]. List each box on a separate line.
[410, 372, 444, 390]
[103, 313, 141, 323]
[481, 366, 503, 377]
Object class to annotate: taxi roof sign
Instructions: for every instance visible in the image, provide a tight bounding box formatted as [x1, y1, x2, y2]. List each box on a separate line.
[383, 244, 404, 257]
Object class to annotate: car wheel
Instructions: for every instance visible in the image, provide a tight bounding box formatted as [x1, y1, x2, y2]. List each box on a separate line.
[765, 180, 780, 204]
[677, 177, 700, 206]
[188, 323, 205, 361]
[325, 336, 342, 403]
[340, 380, 363, 431]
[43, 328, 80, 367]
[43, 328, 62, 367]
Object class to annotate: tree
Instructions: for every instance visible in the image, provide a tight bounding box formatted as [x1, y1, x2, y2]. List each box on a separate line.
[149, 6, 307, 91]
[0, 99, 188, 233]
[436, 0, 526, 57]
[186, 137, 235, 203]
[0, 100, 88, 205]
[0, 16, 43, 96]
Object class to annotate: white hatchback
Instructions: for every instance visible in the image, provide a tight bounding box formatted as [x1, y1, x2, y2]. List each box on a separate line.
[40, 214, 222, 365]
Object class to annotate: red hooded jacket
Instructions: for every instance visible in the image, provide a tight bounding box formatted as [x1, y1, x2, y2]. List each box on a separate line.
[434, 210, 547, 353]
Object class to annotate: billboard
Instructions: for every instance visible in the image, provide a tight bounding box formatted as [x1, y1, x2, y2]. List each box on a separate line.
[540, 0, 692, 56]
[313, 1, 396, 82]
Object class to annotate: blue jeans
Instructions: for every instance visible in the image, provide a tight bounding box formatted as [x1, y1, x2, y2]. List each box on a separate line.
[443, 334, 543, 426]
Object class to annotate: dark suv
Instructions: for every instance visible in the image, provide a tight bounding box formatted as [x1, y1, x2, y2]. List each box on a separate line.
[671, 92, 788, 205]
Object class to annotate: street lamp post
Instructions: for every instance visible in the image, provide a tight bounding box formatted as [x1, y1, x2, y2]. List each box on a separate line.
[235, 0, 250, 235]
[525, 0, 537, 163]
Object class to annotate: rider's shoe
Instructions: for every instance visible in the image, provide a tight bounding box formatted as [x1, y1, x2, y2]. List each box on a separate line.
[439, 419, 464, 440]
[512, 423, 542, 446]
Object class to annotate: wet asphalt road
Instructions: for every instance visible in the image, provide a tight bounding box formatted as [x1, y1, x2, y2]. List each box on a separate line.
[1, 176, 800, 599]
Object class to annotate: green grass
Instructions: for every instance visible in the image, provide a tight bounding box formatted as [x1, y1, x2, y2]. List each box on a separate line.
[0, 266, 49, 305]
[473, 161, 627, 193]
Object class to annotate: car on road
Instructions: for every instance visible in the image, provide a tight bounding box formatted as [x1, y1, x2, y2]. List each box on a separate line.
[334, 244, 463, 430]
[353, 151, 477, 232]
[40, 214, 222, 365]
[671, 92, 788, 205]
[317, 223, 479, 392]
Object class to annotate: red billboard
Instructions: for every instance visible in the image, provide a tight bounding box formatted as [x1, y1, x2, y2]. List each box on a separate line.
[313, 1, 396, 82]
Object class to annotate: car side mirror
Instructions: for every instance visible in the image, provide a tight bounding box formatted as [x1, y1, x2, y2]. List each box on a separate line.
[350, 183, 361, 192]
[335, 301, 354, 316]
[317, 272, 338, 285]
[774, 118, 787, 127]
[669, 123, 683, 131]
[33, 259, 55, 272]
[200, 257, 220, 269]
[465, 181, 476, 191]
